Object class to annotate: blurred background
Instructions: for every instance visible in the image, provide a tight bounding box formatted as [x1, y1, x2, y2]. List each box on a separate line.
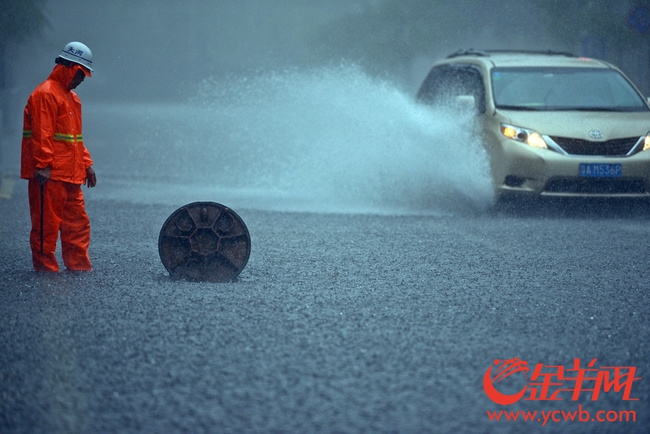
[2, 0, 649, 102]
[1, 0, 649, 208]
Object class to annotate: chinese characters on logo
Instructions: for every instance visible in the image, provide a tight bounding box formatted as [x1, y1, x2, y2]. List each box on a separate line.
[484, 358, 641, 405]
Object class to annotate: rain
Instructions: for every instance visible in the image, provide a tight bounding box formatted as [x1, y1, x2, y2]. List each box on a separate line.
[1, 1, 649, 432]
[2, 1, 507, 214]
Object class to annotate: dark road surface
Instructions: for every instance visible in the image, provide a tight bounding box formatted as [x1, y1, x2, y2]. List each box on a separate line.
[1, 191, 649, 433]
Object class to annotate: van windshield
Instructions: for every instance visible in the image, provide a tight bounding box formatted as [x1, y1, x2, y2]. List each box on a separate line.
[491, 67, 648, 111]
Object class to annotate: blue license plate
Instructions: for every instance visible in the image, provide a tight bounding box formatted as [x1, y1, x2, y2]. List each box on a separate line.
[579, 163, 622, 177]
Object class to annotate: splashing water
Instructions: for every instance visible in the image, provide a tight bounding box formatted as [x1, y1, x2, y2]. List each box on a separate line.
[88, 65, 493, 214]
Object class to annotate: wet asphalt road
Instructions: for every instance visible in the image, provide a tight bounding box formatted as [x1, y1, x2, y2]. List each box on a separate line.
[1, 192, 649, 433]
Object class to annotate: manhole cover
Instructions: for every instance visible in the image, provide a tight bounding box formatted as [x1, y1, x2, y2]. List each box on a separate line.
[158, 202, 251, 282]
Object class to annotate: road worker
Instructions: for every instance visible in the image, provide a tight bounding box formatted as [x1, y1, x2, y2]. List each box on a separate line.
[21, 41, 97, 272]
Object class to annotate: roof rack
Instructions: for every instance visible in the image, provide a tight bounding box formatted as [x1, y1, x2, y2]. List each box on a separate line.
[447, 49, 575, 59]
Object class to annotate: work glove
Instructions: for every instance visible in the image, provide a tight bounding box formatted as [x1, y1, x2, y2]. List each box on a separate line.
[35, 167, 51, 185]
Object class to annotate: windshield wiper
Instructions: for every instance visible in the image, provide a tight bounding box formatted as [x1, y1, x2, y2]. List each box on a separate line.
[549, 106, 644, 112]
[497, 105, 646, 112]
[496, 105, 547, 111]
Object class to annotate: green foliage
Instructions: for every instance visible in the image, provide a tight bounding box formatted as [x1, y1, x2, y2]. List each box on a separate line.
[314, 0, 462, 74]
[0, 0, 48, 134]
[315, 0, 649, 77]
[0, 0, 49, 45]
[536, 0, 649, 49]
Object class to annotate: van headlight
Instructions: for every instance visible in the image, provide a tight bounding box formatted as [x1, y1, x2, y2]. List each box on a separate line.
[643, 133, 650, 151]
[500, 123, 548, 149]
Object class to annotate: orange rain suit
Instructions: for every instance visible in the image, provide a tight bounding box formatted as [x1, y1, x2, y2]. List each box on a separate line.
[21, 64, 94, 272]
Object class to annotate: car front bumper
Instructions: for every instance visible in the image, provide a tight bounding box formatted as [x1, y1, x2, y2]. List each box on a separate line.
[492, 140, 650, 198]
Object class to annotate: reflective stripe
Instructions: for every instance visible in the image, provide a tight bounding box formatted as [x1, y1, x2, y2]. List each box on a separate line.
[53, 133, 83, 142]
[22, 130, 83, 142]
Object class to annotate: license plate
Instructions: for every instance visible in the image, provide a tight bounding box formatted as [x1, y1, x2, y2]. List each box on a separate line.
[579, 163, 622, 177]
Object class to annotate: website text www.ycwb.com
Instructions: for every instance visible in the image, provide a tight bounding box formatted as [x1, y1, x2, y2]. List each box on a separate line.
[486, 404, 636, 426]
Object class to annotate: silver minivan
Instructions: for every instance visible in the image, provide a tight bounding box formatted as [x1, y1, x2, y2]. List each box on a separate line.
[417, 50, 650, 199]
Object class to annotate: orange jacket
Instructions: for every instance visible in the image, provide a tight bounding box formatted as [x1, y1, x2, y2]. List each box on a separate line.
[21, 64, 93, 184]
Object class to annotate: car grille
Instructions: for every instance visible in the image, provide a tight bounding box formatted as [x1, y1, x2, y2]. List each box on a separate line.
[550, 137, 639, 156]
[544, 178, 647, 194]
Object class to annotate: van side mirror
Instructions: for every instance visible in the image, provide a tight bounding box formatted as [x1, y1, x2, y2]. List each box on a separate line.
[455, 95, 476, 112]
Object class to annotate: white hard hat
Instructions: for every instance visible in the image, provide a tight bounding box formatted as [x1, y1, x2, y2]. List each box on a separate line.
[59, 41, 93, 72]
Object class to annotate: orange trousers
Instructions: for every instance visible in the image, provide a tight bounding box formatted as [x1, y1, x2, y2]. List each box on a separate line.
[28, 179, 92, 272]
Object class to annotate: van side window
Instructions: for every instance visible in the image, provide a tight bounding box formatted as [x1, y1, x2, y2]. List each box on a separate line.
[417, 64, 486, 113]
